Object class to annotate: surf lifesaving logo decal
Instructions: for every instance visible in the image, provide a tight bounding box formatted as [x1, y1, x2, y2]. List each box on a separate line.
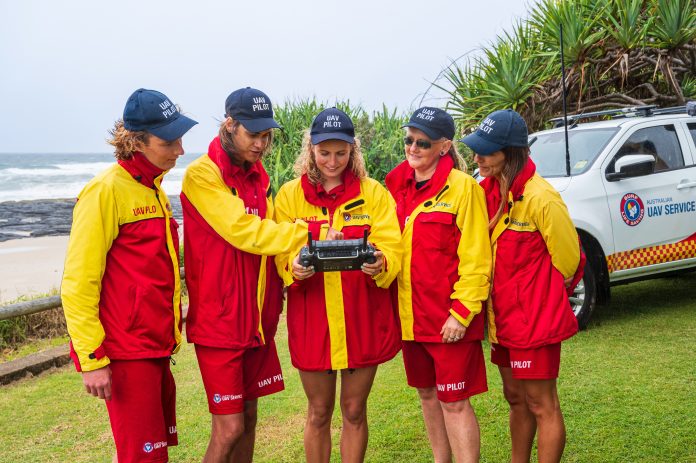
[620, 193, 644, 226]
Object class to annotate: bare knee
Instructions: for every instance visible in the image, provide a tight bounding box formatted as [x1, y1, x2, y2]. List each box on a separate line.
[525, 393, 560, 419]
[417, 387, 438, 403]
[212, 416, 245, 446]
[502, 382, 527, 408]
[307, 403, 334, 429]
[340, 398, 367, 427]
[440, 398, 471, 415]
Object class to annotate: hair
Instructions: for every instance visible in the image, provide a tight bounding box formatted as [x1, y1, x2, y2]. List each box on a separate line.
[489, 146, 530, 229]
[293, 130, 367, 184]
[218, 117, 275, 165]
[107, 120, 150, 160]
[445, 142, 467, 171]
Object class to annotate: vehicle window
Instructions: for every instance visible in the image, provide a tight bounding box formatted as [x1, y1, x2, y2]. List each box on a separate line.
[531, 128, 618, 177]
[688, 123, 696, 166]
[611, 125, 683, 173]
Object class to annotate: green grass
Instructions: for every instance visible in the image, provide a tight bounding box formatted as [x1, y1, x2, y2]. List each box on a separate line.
[1, 274, 695, 462]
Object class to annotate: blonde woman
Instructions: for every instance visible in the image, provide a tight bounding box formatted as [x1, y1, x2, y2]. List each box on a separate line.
[274, 108, 402, 463]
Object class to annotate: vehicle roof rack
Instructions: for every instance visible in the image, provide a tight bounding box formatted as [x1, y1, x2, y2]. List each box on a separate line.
[548, 103, 693, 127]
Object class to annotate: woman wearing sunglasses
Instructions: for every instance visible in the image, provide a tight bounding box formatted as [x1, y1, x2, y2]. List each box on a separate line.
[461, 109, 584, 463]
[274, 107, 402, 463]
[180, 87, 310, 462]
[385, 107, 491, 462]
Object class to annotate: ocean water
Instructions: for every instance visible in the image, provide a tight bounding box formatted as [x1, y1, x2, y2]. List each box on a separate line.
[0, 153, 198, 202]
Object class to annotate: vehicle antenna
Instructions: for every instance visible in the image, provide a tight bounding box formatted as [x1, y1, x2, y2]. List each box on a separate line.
[560, 23, 571, 177]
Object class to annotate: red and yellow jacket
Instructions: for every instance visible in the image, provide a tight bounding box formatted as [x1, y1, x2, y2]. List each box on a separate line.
[61, 153, 182, 372]
[483, 159, 582, 349]
[274, 171, 402, 371]
[385, 156, 491, 343]
[181, 137, 308, 349]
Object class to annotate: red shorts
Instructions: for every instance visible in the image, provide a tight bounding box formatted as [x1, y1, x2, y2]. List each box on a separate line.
[195, 340, 285, 414]
[105, 358, 177, 463]
[490, 343, 561, 380]
[402, 340, 488, 403]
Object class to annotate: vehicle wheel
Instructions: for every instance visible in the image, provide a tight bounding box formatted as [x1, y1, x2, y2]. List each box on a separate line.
[569, 256, 597, 330]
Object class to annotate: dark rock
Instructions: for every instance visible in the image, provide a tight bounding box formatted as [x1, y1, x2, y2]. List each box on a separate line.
[0, 197, 184, 242]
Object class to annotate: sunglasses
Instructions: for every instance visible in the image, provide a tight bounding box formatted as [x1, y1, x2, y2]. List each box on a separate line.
[403, 136, 439, 149]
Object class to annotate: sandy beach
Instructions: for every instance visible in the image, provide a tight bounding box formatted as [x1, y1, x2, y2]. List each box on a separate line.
[0, 236, 69, 304]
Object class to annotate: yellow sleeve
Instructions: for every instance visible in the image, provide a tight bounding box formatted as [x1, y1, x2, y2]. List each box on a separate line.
[367, 182, 402, 288]
[536, 195, 580, 278]
[272, 183, 305, 287]
[182, 160, 307, 256]
[60, 181, 118, 371]
[449, 181, 492, 327]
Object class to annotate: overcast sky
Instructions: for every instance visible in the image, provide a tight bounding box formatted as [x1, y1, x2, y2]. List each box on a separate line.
[0, 0, 536, 154]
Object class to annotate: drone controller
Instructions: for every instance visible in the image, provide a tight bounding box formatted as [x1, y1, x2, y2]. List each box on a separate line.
[299, 229, 376, 272]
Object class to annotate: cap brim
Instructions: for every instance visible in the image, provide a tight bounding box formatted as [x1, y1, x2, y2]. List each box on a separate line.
[238, 118, 281, 133]
[310, 132, 355, 145]
[458, 132, 504, 156]
[402, 122, 442, 141]
[147, 115, 198, 142]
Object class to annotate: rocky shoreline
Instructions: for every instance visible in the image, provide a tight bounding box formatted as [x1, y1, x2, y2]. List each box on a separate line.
[0, 197, 184, 242]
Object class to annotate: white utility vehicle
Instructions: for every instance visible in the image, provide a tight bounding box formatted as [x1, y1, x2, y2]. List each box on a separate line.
[528, 104, 696, 328]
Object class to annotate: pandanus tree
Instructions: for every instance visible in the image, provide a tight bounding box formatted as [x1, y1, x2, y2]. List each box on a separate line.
[441, 0, 696, 135]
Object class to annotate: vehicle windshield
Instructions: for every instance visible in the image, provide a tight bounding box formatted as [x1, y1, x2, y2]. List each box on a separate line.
[530, 128, 618, 177]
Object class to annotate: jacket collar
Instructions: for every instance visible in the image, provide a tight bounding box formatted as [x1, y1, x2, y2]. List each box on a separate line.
[385, 155, 454, 199]
[118, 152, 165, 188]
[207, 136, 268, 189]
[301, 170, 361, 209]
[480, 157, 536, 220]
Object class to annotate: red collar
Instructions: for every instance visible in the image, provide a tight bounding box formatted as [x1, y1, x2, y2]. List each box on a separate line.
[480, 158, 536, 219]
[207, 136, 268, 188]
[118, 152, 164, 188]
[301, 170, 360, 209]
[385, 155, 453, 200]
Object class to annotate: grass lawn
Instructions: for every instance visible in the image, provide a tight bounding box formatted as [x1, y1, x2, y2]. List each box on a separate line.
[0, 273, 695, 462]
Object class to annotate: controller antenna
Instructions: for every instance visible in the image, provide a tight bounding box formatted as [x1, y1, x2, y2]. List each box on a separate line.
[308, 231, 315, 253]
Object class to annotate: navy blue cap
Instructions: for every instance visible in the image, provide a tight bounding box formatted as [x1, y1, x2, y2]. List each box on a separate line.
[310, 107, 355, 144]
[459, 109, 528, 155]
[225, 87, 281, 132]
[402, 107, 455, 140]
[123, 88, 197, 141]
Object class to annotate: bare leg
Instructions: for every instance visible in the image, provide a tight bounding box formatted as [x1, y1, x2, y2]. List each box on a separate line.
[523, 379, 565, 463]
[440, 398, 480, 463]
[417, 387, 452, 463]
[499, 366, 536, 463]
[203, 413, 245, 463]
[230, 399, 258, 463]
[339, 367, 378, 463]
[299, 370, 337, 463]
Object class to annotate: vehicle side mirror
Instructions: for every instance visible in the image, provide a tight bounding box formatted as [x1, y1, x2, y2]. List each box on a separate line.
[606, 154, 655, 181]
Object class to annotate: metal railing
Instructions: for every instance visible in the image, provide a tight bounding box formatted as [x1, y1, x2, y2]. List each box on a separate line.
[0, 296, 62, 321]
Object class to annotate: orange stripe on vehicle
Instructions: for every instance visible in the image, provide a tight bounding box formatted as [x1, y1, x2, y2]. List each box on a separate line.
[606, 235, 696, 272]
